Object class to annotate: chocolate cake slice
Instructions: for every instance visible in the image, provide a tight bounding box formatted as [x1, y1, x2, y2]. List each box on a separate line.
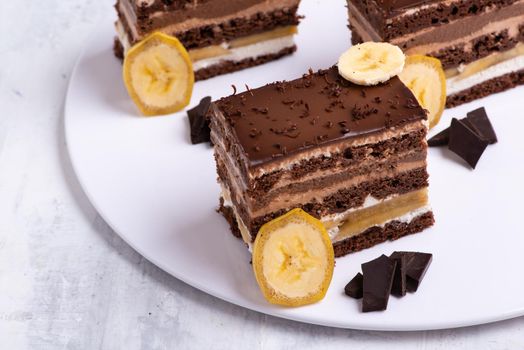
[347, 0, 524, 107]
[208, 67, 434, 257]
[115, 0, 302, 80]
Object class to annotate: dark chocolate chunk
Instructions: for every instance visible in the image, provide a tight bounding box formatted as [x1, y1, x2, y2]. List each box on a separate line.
[389, 252, 407, 297]
[448, 118, 489, 169]
[187, 96, 212, 145]
[428, 119, 474, 148]
[344, 273, 363, 299]
[392, 252, 433, 293]
[428, 107, 496, 147]
[362, 255, 397, 312]
[466, 107, 497, 144]
[427, 128, 450, 147]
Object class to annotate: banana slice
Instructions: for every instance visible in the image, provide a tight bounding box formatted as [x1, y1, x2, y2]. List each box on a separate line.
[338, 42, 405, 86]
[252, 208, 334, 307]
[399, 55, 446, 129]
[123, 32, 194, 116]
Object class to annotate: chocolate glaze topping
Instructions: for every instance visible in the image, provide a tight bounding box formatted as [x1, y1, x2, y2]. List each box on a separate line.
[214, 66, 427, 167]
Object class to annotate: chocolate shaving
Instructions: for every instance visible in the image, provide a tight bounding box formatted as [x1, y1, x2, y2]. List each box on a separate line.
[351, 104, 378, 121]
[245, 84, 253, 96]
[251, 107, 269, 114]
[405, 98, 419, 109]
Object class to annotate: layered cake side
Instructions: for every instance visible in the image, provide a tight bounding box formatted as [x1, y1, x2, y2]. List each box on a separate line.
[115, 0, 302, 80]
[208, 67, 434, 257]
[347, 0, 524, 106]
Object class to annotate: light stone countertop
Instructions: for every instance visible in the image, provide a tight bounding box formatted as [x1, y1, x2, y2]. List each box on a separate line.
[1, 0, 524, 349]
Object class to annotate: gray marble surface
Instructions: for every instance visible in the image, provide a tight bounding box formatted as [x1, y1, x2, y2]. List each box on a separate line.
[2, 0, 524, 348]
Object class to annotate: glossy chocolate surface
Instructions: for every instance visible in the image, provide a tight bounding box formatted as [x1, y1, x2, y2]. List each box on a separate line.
[214, 67, 426, 167]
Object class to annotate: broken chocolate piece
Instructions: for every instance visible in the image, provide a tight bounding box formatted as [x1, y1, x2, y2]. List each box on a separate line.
[344, 273, 363, 299]
[428, 107, 496, 148]
[392, 252, 433, 293]
[389, 252, 407, 297]
[466, 107, 498, 144]
[427, 128, 450, 147]
[362, 255, 396, 312]
[448, 118, 489, 169]
[188, 96, 212, 145]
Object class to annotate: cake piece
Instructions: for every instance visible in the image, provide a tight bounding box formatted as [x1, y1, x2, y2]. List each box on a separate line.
[115, 0, 302, 80]
[347, 0, 524, 107]
[208, 67, 434, 257]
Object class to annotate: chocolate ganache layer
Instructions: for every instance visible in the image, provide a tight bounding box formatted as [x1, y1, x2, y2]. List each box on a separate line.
[211, 67, 426, 169]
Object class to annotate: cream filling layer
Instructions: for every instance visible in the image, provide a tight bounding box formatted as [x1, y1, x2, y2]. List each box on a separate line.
[116, 19, 132, 53]
[192, 35, 295, 70]
[220, 183, 253, 246]
[447, 54, 524, 95]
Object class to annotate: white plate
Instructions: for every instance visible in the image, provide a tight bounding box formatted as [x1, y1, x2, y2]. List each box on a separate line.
[65, 0, 524, 331]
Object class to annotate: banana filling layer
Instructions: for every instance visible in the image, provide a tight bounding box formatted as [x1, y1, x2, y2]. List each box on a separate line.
[221, 183, 430, 247]
[445, 44, 524, 80]
[328, 189, 429, 243]
[189, 26, 297, 62]
[446, 48, 524, 95]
